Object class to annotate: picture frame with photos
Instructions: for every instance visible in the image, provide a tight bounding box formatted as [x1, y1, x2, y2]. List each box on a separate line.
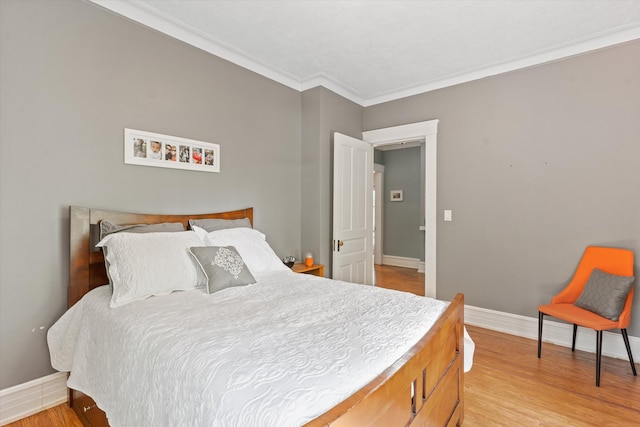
[124, 128, 220, 173]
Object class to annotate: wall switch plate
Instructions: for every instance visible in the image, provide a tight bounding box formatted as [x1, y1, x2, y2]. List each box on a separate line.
[444, 210, 452, 221]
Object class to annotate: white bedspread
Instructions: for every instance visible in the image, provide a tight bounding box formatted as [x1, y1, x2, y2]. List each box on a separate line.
[48, 271, 474, 427]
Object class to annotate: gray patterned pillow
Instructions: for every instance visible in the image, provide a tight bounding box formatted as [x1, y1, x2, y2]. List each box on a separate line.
[189, 246, 256, 294]
[574, 268, 634, 321]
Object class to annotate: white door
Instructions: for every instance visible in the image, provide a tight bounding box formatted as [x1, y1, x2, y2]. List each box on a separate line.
[332, 132, 373, 284]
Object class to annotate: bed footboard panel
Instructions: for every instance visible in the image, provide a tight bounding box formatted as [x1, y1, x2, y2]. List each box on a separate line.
[413, 361, 462, 427]
[305, 293, 464, 427]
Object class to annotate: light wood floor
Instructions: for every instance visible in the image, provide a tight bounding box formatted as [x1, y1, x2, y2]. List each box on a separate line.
[374, 263, 426, 296]
[4, 404, 83, 427]
[9, 265, 639, 426]
[465, 325, 640, 426]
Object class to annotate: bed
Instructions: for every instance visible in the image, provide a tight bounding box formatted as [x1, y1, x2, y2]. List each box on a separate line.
[49, 206, 472, 427]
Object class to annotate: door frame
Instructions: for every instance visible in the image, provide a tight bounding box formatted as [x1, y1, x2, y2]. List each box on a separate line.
[363, 120, 438, 297]
[373, 163, 385, 265]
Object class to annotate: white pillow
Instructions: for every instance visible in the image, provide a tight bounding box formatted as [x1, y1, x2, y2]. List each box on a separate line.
[97, 231, 207, 308]
[194, 227, 288, 273]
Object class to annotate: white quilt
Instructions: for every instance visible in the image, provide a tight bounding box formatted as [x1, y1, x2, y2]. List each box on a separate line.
[48, 271, 474, 427]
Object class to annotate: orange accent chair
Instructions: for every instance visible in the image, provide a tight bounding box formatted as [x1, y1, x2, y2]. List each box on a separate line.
[538, 246, 636, 386]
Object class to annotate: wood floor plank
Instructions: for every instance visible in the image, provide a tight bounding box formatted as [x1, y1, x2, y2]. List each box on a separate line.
[3, 403, 83, 427]
[464, 325, 640, 426]
[374, 264, 426, 296]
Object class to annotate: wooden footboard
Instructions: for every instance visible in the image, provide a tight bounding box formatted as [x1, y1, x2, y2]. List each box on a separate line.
[304, 293, 465, 427]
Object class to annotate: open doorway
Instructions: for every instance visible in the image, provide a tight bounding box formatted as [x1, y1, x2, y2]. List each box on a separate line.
[373, 141, 424, 272]
[363, 120, 438, 297]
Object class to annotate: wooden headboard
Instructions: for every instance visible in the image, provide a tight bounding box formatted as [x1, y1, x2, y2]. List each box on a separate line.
[68, 206, 254, 307]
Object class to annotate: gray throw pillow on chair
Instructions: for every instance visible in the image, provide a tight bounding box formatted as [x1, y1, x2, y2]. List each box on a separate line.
[574, 268, 634, 321]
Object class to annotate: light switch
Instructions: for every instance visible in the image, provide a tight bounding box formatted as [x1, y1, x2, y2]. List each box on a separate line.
[444, 210, 452, 221]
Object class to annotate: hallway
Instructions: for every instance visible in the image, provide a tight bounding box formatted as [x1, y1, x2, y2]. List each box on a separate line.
[374, 264, 425, 296]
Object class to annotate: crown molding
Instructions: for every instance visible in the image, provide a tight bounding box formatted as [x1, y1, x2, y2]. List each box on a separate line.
[362, 24, 640, 107]
[89, 0, 303, 92]
[89, 1, 640, 108]
[300, 72, 365, 106]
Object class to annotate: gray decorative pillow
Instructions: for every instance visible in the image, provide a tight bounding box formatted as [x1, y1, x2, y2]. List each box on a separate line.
[100, 220, 184, 240]
[574, 268, 635, 321]
[189, 246, 256, 294]
[188, 217, 251, 232]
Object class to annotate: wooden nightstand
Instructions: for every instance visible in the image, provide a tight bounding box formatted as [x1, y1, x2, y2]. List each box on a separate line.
[292, 263, 324, 277]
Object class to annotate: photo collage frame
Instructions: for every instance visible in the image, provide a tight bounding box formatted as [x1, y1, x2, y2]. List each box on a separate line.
[124, 128, 220, 173]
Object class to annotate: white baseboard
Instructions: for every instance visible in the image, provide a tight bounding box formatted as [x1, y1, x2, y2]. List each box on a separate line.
[0, 372, 67, 426]
[382, 255, 422, 270]
[464, 304, 640, 362]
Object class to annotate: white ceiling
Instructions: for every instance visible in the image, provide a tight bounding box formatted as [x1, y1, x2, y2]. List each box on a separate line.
[92, 0, 640, 106]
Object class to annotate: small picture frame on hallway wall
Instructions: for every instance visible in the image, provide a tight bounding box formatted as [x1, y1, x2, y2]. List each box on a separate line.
[390, 190, 403, 201]
[124, 128, 220, 173]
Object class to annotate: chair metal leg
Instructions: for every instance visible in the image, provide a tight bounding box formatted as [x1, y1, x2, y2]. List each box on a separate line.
[538, 312, 543, 358]
[621, 329, 637, 376]
[596, 330, 603, 387]
[572, 324, 578, 352]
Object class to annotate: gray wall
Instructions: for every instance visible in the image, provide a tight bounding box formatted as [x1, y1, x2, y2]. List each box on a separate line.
[0, 0, 301, 388]
[301, 87, 363, 275]
[364, 40, 640, 337]
[381, 147, 424, 260]
[3, 0, 638, 392]
[374, 148, 384, 164]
